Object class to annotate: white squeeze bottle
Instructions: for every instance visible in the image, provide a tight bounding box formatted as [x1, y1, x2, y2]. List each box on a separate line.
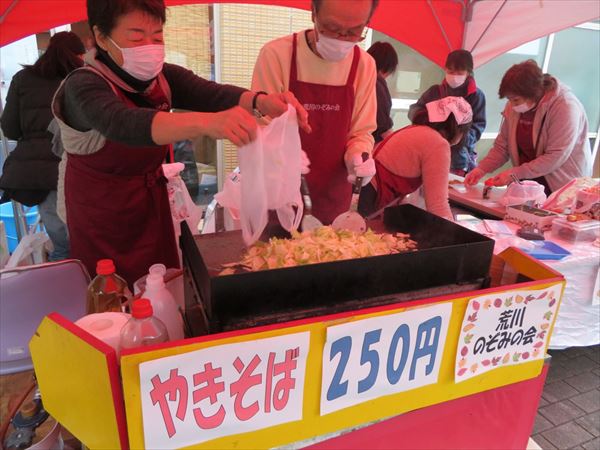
[144, 274, 184, 341]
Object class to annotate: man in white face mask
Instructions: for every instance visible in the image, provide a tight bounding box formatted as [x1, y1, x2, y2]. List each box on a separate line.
[252, 0, 379, 225]
[408, 49, 487, 177]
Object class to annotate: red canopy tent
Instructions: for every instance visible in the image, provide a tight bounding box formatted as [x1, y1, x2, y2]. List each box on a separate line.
[1, 0, 598, 68]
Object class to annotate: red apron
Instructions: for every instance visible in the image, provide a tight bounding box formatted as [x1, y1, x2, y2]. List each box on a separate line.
[65, 79, 179, 287]
[372, 128, 423, 209]
[289, 33, 360, 225]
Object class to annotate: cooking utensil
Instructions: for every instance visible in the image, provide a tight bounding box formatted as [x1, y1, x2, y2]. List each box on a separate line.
[331, 152, 369, 232]
[482, 178, 494, 199]
[510, 173, 523, 185]
[300, 175, 323, 231]
[365, 196, 403, 221]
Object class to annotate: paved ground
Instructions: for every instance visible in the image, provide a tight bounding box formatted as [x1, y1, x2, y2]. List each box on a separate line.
[533, 345, 600, 450]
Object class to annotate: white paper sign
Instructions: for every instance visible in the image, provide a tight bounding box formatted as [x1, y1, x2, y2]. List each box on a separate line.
[455, 286, 561, 382]
[320, 303, 452, 415]
[139, 332, 310, 449]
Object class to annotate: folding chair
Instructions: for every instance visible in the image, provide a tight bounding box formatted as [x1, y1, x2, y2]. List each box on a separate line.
[0, 259, 89, 375]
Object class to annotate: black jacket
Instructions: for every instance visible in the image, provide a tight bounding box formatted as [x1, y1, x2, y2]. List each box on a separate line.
[0, 68, 62, 206]
[373, 74, 393, 143]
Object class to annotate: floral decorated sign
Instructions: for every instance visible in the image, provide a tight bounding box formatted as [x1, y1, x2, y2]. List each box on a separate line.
[455, 286, 561, 382]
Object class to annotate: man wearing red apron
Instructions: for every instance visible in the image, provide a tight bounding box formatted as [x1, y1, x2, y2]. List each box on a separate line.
[252, 0, 378, 224]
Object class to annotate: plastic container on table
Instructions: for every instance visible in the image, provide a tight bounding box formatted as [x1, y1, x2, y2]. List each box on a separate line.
[120, 298, 169, 350]
[143, 274, 184, 341]
[86, 259, 131, 314]
[551, 218, 600, 243]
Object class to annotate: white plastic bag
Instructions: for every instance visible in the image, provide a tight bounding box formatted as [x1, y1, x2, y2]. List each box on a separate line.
[238, 105, 303, 245]
[5, 232, 50, 269]
[214, 169, 242, 221]
[501, 180, 547, 206]
[163, 162, 203, 234]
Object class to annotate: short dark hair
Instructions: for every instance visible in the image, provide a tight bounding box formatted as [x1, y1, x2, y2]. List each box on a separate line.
[445, 49, 473, 74]
[367, 41, 398, 74]
[25, 31, 84, 79]
[87, 0, 166, 37]
[498, 59, 545, 101]
[312, 0, 379, 20]
[411, 107, 472, 146]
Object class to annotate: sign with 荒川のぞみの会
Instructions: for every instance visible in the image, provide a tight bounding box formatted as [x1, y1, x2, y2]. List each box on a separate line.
[455, 286, 561, 382]
[320, 302, 452, 415]
[139, 332, 310, 449]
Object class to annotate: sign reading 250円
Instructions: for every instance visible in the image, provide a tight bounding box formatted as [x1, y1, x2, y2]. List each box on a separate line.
[320, 303, 452, 415]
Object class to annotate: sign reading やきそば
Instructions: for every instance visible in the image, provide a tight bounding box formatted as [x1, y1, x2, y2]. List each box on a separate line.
[320, 302, 451, 415]
[455, 286, 561, 382]
[139, 332, 310, 449]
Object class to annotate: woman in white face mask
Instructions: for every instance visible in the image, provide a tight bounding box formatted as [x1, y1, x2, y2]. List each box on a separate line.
[51, 0, 310, 287]
[408, 49, 487, 177]
[465, 59, 592, 193]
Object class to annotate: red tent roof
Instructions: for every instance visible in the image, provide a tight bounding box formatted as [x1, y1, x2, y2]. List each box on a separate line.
[1, 0, 598, 67]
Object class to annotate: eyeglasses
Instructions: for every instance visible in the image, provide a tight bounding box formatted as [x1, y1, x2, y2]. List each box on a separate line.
[315, 19, 367, 42]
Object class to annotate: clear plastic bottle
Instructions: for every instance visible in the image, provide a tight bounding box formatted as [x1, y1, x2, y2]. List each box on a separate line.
[144, 274, 184, 341]
[120, 299, 169, 350]
[86, 259, 131, 314]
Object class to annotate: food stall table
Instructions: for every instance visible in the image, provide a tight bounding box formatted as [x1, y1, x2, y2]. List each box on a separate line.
[30, 234, 564, 449]
[447, 178, 599, 349]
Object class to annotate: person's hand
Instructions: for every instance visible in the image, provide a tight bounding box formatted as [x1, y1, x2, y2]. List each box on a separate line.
[201, 106, 257, 147]
[347, 153, 376, 186]
[257, 91, 312, 134]
[464, 167, 485, 186]
[487, 170, 513, 187]
[300, 149, 311, 175]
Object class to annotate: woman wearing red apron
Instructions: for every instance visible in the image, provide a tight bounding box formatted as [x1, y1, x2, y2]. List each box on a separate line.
[252, 0, 379, 225]
[53, 0, 309, 286]
[359, 98, 474, 222]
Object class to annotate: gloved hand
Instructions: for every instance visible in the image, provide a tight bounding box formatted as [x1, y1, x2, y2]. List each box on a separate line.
[464, 167, 485, 186]
[347, 153, 376, 186]
[487, 169, 513, 187]
[300, 149, 311, 175]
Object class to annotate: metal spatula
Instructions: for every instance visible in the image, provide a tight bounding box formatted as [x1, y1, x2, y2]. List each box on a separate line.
[300, 175, 323, 231]
[331, 153, 369, 233]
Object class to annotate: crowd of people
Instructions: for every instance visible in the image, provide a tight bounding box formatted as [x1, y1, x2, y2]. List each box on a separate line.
[0, 0, 594, 286]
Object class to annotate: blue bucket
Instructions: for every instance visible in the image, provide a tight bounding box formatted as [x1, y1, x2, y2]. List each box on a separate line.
[0, 203, 39, 253]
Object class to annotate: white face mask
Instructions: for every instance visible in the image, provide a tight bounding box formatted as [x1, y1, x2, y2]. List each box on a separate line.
[315, 31, 356, 62]
[445, 74, 467, 89]
[512, 102, 534, 114]
[108, 37, 165, 81]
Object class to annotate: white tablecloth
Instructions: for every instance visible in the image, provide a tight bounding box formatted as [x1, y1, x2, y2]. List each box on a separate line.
[462, 219, 600, 349]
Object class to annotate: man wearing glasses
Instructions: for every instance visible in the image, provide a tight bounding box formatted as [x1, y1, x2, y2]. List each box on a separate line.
[252, 0, 379, 225]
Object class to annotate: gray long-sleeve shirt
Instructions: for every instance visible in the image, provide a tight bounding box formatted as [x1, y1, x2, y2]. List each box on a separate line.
[61, 62, 246, 147]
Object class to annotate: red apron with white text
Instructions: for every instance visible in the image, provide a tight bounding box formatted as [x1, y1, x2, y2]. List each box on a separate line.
[289, 33, 360, 224]
[65, 80, 179, 286]
[373, 127, 423, 209]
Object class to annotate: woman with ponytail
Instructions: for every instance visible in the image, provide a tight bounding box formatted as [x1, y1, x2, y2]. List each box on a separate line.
[0, 31, 85, 260]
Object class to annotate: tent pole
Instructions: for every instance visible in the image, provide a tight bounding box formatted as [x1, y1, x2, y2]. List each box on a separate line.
[427, 0, 453, 51]
[461, 0, 475, 49]
[0, 0, 19, 24]
[469, 0, 508, 54]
